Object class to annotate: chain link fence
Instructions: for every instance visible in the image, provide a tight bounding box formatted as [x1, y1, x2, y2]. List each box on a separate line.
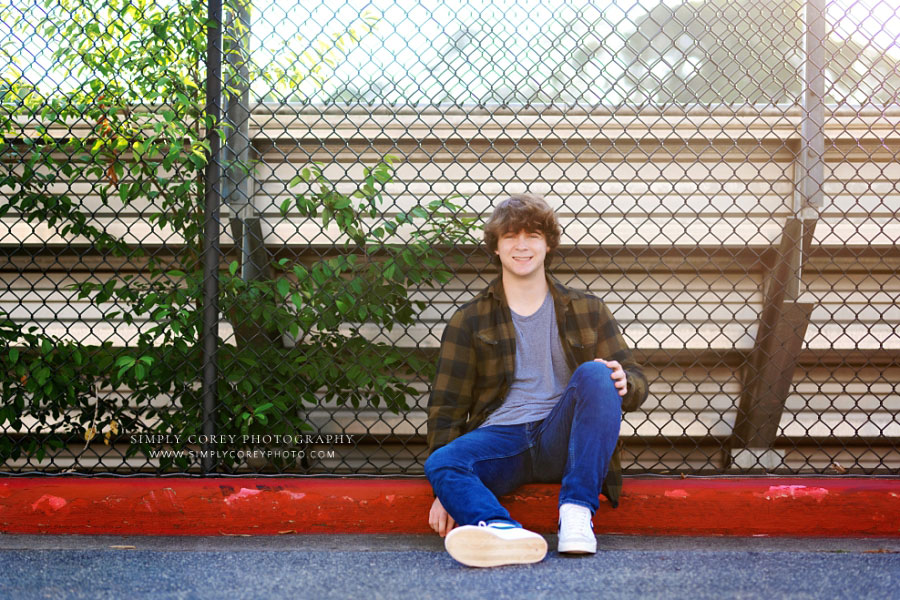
[1, 0, 898, 476]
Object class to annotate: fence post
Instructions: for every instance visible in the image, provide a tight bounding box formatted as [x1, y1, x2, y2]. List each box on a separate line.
[201, 0, 224, 474]
[796, 0, 827, 221]
[730, 0, 826, 470]
[224, 0, 264, 283]
[223, 0, 280, 351]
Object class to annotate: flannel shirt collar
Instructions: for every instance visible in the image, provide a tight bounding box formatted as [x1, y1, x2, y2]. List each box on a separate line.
[484, 271, 574, 308]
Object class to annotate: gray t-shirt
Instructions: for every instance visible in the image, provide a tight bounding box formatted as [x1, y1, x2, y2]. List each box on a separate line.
[479, 291, 573, 427]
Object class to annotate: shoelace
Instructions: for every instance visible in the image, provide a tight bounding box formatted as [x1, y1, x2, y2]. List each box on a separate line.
[561, 508, 593, 534]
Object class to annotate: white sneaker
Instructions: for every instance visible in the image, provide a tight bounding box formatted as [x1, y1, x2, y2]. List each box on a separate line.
[444, 521, 548, 567]
[557, 503, 597, 554]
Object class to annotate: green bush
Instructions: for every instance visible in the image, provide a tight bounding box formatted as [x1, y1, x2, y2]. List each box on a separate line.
[1, 0, 479, 471]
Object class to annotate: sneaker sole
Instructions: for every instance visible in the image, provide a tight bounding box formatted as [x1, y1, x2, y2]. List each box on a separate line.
[557, 539, 597, 554]
[444, 528, 548, 568]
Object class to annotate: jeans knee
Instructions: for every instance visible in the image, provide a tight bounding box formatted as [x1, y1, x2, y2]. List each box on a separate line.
[574, 360, 613, 383]
[573, 361, 620, 401]
[576, 359, 612, 373]
[424, 446, 451, 480]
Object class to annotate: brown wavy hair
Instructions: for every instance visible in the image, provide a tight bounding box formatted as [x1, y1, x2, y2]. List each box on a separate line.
[484, 194, 562, 268]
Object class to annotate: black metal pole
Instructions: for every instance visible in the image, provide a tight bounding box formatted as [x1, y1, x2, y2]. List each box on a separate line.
[201, 0, 223, 475]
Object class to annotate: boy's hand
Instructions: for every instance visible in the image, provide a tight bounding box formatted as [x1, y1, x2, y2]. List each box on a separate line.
[429, 497, 456, 537]
[594, 358, 628, 397]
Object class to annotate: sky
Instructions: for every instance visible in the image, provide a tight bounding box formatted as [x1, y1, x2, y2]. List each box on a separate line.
[2, 0, 899, 104]
[248, 0, 900, 103]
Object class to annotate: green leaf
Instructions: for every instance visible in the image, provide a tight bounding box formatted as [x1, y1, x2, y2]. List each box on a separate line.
[228, 261, 239, 276]
[276, 278, 290, 299]
[8, 348, 18, 364]
[291, 292, 303, 310]
[189, 153, 206, 169]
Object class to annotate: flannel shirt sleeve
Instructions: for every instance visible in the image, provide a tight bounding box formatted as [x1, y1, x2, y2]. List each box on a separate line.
[594, 301, 649, 412]
[426, 307, 477, 455]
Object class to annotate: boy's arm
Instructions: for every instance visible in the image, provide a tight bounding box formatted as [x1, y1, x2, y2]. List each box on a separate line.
[426, 308, 478, 454]
[594, 302, 649, 412]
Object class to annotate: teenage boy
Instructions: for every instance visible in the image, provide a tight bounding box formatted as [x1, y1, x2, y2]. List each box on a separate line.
[424, 194, 648, 568]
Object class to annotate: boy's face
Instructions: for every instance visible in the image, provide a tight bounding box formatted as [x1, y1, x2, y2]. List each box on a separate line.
[495, 228, 548, 280]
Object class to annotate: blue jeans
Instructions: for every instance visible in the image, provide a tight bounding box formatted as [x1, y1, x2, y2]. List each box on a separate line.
[424, 361, 622, 527]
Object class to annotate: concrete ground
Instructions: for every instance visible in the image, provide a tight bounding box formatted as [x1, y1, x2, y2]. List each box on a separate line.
[1, 534, 898, 599]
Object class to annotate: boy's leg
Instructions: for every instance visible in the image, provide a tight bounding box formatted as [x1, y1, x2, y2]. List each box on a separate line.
[426, 424, 549, 567]
[424, 423, 531, 527]
[531, 361, 623, 514]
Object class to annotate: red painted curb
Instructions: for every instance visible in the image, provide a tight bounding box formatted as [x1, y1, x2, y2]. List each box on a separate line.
[1, 478, 898, 536]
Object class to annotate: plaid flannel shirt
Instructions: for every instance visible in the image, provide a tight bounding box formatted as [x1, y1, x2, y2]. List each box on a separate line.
[426, 272, 648, 508]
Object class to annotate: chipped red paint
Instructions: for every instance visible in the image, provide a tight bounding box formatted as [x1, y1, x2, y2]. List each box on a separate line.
[0, 478, 898, 536]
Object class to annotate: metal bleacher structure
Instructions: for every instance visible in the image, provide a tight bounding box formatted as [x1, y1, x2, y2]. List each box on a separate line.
[251, 104, 900, 475]
[6, 103, 899, 475]
[3, 0, 899, 476]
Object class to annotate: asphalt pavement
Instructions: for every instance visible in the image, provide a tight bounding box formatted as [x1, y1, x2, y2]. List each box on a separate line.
[1, 534, 898, 599]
